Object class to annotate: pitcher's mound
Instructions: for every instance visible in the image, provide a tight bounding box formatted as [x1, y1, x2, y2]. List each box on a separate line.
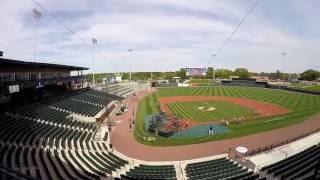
[198, 106, 216, 112]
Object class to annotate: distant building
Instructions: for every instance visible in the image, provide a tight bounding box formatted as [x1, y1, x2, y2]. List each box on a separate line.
[229, 75, 239, 80]
[102, 74, 122, 85]
[115, 74, 122, 82]
[251, 75, 269, 82]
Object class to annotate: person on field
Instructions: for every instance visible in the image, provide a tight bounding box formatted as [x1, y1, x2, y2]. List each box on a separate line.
[226, 120, 229, 126]
[208, 125, 214, 135]
[222, 118, 229, 126]
[233, 117, 237, 124]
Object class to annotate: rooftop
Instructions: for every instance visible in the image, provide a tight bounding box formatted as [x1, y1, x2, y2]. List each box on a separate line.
[0, 58, 89, 71]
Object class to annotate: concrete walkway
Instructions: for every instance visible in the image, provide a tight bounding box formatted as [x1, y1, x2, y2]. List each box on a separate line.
[249, 132, 320, 169]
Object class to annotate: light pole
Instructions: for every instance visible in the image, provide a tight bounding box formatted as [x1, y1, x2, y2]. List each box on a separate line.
[281, 52, 286, 85]
[211, 54, 216, 82]
[128, 49, 133, 82]
[92, 38, 98, 86]
[32, 8, 41, 63]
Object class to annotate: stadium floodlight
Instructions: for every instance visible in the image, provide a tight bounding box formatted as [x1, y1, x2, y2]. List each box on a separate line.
[128, 49, 133, 82]
[92, 38, 98, 86]
[212, 54, 216, 82]
[32, 8, 41, 63]
[281, 52, 287, 84]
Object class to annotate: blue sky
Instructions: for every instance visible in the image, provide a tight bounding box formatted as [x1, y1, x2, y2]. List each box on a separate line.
[0, 0, 319, 73]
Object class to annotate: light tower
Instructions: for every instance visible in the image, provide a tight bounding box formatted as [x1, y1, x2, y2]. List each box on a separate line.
[281, 52, 286, 85]
[32, 8, 41, 63]
[92, 38, 98, 86]
[128, 49, 133, 82]
[211, 54, 216, 82]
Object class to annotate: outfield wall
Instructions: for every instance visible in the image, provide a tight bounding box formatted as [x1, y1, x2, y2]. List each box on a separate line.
[286, 87, 320, 95]
[268, 85, 320, 95]
[221, 80, 267, 88]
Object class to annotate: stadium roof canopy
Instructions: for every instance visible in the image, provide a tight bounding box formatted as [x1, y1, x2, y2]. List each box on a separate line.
[0, 58, 89, 71]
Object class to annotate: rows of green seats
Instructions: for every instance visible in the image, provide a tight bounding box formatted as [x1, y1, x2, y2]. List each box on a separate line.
[0, 144, 41, 179]
[119, 164, 177, 180]
[72, 93, 113, 106]
[0, 122, 128, 180]
[118, 88, 135, 97]
[49, 98, 102, 117]
[86, 89, 125, 101]
[185, 157, 260, 180]
[261, 144, 320, 180]
[0, 114, 96, 149]
[0, 90, 130, 179]
[17, 104, 96, 130]
[105, 86, 131, 95]
[0, 164, 36, 180]
[103, 84, 121, 92]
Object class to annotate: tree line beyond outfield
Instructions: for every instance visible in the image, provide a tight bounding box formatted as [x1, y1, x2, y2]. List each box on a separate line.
[85, 68, 319, 83]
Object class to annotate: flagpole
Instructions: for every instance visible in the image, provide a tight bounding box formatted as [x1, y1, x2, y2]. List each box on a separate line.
[92, 38, 97, 86]
[128, 49, 133, 82]
[32, 8, 41, 63]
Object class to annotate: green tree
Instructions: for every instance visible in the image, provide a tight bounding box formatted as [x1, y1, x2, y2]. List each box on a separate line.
[275, 70, 282, 79]
[205, 67, 213, 79]
[300, 69, 320, 81]
[175, 68, 187, 80]
[121, 73, 129, 80]
[215, 69, 233, 79]
[234, 68, 249, 78]
[164, 72, 175, 80]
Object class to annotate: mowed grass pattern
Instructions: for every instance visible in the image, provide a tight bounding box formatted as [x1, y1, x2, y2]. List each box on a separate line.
[168, 101, 253, 122]
[157, 86, 320, 112]
[305, 85, 320, 91]
[134, 86, 320, 146]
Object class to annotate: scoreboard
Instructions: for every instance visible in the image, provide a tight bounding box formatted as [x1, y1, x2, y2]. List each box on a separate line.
[186, 67, 206, 76]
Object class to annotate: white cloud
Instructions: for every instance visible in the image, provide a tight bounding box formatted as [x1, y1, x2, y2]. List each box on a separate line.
[0, 0, 319, 73]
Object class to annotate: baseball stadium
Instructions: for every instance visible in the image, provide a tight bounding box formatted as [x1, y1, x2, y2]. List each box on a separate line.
[1, 0, 320, 180]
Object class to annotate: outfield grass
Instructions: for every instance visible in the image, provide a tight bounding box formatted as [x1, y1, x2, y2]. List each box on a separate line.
[134, 86, 320, 146]
[289, 83, 320, 92]
[168, 101, 253, 122]
[304, 85, 320, 91]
